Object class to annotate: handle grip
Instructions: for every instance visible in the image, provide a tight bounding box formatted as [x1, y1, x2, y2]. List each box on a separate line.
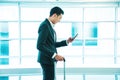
[63, 58, 65, 62]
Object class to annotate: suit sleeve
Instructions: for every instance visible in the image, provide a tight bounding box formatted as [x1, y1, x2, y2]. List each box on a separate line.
[55, 40, 67, 48]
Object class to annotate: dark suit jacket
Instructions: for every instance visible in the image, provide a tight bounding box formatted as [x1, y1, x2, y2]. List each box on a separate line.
[37, 19, 67, 65]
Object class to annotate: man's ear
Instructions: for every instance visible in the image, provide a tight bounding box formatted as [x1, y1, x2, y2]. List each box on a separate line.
[53, 13, 57, 17]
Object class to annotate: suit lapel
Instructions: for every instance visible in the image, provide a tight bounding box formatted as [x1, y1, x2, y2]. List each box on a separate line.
[46, 19, 57, 42]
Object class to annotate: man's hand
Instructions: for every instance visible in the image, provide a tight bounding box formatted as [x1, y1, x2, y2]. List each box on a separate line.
[67, 37, 74, 43]
[54, 54, 64, 61]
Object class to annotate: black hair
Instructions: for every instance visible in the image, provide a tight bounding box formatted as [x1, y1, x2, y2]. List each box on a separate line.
[49, 6, 64, 17]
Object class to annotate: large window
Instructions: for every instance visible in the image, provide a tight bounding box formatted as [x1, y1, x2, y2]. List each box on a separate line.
[0, 2, 120, 80]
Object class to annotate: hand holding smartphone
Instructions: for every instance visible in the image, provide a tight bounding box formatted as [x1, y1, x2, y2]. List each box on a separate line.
[67, 33, 78, 43]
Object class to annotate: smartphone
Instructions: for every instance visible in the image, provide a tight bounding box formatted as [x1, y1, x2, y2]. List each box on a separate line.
[72, 33, 78, 40]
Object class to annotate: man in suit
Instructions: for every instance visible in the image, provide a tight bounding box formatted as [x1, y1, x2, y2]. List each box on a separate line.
[36, 6, 74, 80]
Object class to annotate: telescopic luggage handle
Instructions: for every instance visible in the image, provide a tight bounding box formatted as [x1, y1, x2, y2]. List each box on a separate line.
[63, 58, 66, 80]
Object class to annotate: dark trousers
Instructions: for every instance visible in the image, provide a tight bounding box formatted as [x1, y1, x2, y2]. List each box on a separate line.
[40, 63, 55, 80]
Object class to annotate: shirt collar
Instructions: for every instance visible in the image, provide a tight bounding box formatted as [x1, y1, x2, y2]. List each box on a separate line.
[48, 18, 55, 27]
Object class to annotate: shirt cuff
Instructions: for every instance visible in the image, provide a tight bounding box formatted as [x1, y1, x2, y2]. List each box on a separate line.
[66, 40, 69, 45]
[52, 53, 57, 58]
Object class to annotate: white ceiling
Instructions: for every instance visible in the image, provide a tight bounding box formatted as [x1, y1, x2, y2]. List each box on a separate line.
[0, 0, 119, 2]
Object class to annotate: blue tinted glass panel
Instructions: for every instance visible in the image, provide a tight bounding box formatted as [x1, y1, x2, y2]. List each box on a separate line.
[72, 39, 83, 46]
[91, 25, 97, 38]
[0, 58, 9, 64]
[84, 23, 98, 46]
[84, 23, 98, 39]
[0, 23, 9, 65]
[72, 23, 82, 38]
[0, 40, 9, 56]
[85, 39, 97, 46]
[0, 76, 8, 80]
[71, 23, 83, 46]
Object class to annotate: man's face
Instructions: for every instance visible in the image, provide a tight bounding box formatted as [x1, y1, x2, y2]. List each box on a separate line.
[53, 14, 62, 24]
